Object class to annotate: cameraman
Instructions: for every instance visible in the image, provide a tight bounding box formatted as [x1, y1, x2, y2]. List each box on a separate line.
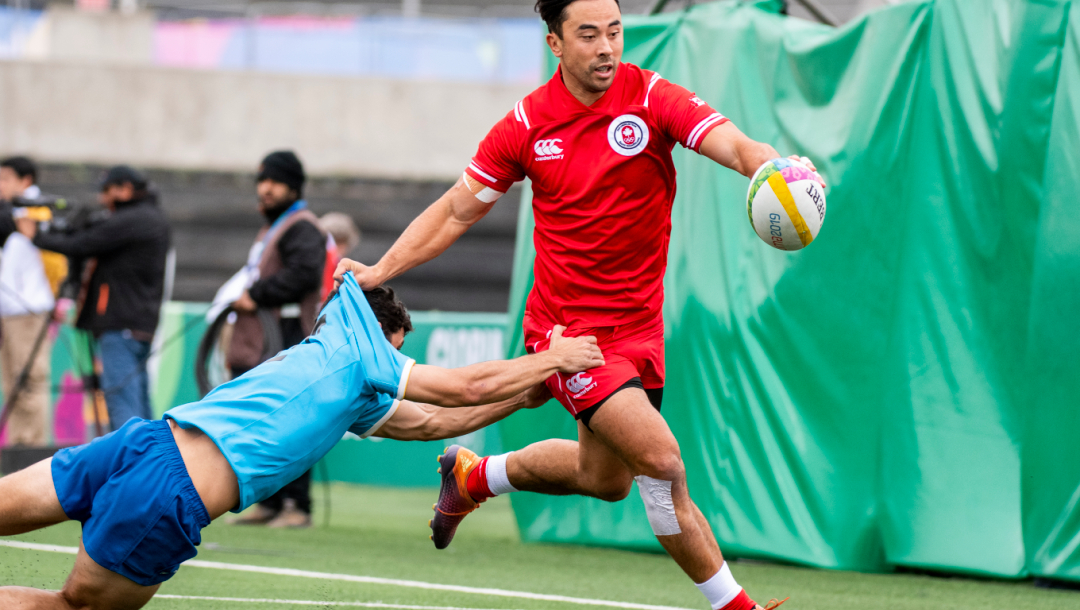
[17, 166, 171, 431]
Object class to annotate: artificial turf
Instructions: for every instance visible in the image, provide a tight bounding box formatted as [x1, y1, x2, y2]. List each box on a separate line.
[1, 483, 1077, 609]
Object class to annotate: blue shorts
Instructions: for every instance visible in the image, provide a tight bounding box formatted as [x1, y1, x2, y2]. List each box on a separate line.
[51, 418, 210, 586]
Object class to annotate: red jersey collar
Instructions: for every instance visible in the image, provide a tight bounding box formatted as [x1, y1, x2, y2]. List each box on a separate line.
[552, 62, 627, 113]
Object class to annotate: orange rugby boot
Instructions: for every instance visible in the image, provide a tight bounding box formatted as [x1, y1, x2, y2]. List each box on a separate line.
[754, 598, 790, 610]
[430, 445, 482, 549]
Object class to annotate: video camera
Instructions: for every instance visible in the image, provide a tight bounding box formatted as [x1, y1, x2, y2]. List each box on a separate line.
[10, 194, 108, 235]
[5, 194, 109, 302]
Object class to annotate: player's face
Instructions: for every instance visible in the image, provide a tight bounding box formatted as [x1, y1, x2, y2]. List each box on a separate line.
[549, 0, 623, 97]
[389, 328, 406, 350]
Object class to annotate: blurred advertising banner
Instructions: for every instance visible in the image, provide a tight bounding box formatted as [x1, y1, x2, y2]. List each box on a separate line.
[155, 16, 542, 84]
[0, 6, 43, 59]
[0, 7, 542, 84]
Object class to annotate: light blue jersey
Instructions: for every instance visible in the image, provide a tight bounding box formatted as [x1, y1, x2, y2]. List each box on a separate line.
[165, 273, 414, 511]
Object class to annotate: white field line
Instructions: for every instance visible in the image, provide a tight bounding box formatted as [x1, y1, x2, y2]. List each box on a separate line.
[155, 594, 517, 609]
[0, 540, 78, 554]
[0, 541, 695, 610]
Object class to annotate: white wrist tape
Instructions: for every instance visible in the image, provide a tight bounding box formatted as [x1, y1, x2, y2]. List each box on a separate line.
[635, 475, 681, 536]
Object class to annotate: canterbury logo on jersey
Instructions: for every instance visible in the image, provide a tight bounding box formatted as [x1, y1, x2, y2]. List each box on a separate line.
[534, 138, 565, 161]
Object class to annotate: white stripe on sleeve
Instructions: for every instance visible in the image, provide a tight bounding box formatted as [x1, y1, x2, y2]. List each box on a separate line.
[644, 72, 662, 107]
[468, 163, 499, 184]
[516, 101, 531, 129]
[687, 113, 725, 150]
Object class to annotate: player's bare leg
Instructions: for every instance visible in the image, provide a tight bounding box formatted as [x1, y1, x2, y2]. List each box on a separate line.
[0, 458, 68, 536]
[0, 541, 160, 610]
[505, 421, 634, 501]
[583, 389, 722, 581]
[0, 461, 158, 609]
[440, 390, 724, 579]
[461, 388, 782, 609]
[430, 419, 634, 547]
[505, 417, 722, 556]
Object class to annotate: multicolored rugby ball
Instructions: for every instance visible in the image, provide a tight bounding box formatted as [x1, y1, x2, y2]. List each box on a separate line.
[746, 158, 826, 251]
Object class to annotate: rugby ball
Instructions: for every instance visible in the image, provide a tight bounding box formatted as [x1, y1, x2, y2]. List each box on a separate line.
[746, 158, 826, 251]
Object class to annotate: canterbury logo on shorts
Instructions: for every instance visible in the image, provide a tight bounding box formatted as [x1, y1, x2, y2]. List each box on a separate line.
[566, 372, 596, 398]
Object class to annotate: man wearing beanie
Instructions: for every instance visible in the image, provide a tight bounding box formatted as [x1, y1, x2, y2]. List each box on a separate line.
[228, 150, 327, 529]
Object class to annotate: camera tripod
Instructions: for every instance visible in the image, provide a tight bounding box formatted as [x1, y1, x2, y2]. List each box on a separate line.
[0, 295, 107, 446]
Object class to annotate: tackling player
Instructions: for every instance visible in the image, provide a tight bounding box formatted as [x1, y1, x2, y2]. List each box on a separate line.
[0, 273, 602, 610]
[334, 1, 821, 609]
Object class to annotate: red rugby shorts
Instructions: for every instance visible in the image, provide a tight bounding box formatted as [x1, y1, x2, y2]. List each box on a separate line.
[522, 312, 665, 417]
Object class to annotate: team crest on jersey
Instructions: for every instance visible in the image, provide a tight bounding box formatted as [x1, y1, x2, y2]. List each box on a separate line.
[607, 114, 650, 157]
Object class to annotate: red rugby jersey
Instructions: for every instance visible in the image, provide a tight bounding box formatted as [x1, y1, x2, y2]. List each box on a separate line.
[465, 62, 728, 328]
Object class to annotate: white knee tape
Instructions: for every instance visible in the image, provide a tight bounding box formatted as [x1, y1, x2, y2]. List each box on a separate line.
[635, 475, 681, 536]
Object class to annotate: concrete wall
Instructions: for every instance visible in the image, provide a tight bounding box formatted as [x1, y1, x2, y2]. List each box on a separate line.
[0, 60, 531, 180]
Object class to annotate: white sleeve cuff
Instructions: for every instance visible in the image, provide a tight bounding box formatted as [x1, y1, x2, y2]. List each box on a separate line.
[395, 359, 415, 400]
[359, 399, 400, 439]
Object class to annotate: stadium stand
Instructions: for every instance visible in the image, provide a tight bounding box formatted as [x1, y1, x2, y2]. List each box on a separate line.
[34, 164, 520, 311]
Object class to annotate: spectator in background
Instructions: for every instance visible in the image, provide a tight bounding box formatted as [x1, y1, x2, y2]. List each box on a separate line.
[228, 150, 326, 529]
[0, 156, 61, 447]
[318, 212, 361, 300]
[18, 165, 171, 432]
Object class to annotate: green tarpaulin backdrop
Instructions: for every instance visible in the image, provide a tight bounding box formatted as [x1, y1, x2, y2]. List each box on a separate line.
[500, 0, 1080, 580]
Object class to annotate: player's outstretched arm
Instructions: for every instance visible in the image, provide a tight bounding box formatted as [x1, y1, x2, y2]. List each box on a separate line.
[699, 122, 781, 178]
[333, 178, 494, 289]
[403, 325, 603, 408]
[699, 122, 825, 184]
[373, 384, 551, 442]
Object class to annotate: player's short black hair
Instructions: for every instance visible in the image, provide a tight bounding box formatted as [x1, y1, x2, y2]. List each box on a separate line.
[536, 0, 620, 38]
[365, 285, 413, 340]
[0, 156, 37, 184]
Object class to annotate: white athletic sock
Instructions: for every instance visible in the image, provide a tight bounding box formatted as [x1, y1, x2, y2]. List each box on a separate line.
[485, 452, 518, 496]
[695, 562, 743, 610]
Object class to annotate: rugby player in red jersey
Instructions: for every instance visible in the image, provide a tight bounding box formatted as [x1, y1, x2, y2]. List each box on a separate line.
[336, 1, 820, 608]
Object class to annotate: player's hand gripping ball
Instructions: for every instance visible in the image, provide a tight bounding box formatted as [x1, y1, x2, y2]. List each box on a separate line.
[746, 157, 826, 251]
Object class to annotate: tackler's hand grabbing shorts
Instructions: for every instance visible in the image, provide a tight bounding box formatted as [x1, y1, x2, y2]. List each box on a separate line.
[522, 311, 665, 429]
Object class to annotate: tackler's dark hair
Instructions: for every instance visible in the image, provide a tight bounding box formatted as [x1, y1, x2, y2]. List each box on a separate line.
[365, 285, 413, 340]
[535, 0, 620, 38]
